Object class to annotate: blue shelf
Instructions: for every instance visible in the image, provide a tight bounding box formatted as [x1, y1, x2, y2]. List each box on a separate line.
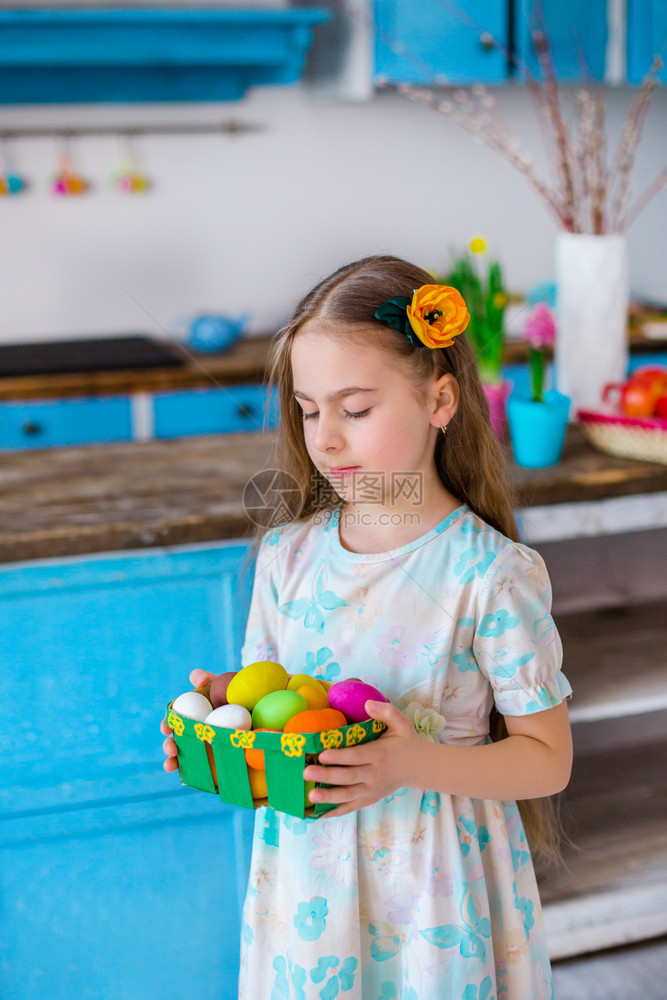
[0, 8, 329, 103]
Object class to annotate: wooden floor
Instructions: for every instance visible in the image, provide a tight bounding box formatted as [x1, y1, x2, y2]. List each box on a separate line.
[552, 935, 667, 999]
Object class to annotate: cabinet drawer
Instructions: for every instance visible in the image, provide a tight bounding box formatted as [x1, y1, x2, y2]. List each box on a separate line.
[0, 396, 133, 450]
[374, 0, 508, 85]
[153, 384, 279, 438]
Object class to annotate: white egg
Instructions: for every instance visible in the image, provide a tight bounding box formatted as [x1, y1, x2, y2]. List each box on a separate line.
[205, 704, 252, 730]
[171, 691, 213, 722]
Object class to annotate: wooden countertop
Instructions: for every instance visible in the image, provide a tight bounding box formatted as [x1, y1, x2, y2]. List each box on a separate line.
[2, 334, 663, 402]
[1, 426, 666, 564]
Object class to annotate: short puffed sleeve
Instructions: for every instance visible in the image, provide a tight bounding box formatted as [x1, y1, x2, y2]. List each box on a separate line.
[472, 542, 572, 716]
[239, 530, 284, 667]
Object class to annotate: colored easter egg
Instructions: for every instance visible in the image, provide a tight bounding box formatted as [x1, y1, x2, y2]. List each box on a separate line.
[327, 680, 387, 723]
[252, 690, 308, 731]
[204, 704, 252, 730]
[226, 660, 289, 711]
[244, 728, 279, 770]
[296, 684, 329, 711]
[248, 766, 267, 799]
[171, 690, 213, 723]
[209, 670, 237, 708]
[305, 780, 316, 806]
[287, 673, 326, 694]
[283, 708, 347, 734]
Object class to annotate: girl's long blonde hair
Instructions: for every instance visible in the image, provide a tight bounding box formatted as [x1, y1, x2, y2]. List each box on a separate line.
[249, 254, 564, 865]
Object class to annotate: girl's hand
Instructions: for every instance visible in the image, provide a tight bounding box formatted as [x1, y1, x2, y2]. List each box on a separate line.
[161, 668, 216, 773]
[303, 700, 421, 818]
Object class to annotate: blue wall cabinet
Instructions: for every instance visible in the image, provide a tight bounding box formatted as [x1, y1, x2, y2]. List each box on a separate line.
[0, 540, 258, 1000]
[374, 0, 509, 84]
[0, 396, 133, 451]
[514, 0, 608, 81]
[627, 0, 667, 83]
[0, 8, 328, 103]
[153, 384, 279, 439]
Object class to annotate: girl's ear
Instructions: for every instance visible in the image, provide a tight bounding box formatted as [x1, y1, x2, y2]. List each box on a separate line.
[431, 374, 459, 428]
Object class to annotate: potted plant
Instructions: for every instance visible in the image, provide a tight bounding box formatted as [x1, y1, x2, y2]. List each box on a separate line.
[507, 303, 570, 468]
[394, 31, 666, 414]
[438, 237, 510, 441]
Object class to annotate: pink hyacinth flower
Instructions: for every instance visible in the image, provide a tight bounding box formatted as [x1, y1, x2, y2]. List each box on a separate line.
[525, 302, 556, 350]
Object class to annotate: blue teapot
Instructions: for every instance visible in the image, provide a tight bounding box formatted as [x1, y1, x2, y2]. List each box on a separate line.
[187, 313, 248, 353]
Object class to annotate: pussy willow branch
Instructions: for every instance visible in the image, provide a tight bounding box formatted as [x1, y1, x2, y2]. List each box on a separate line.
[397, 83, 569, 228]
[607, 56, 662, 233]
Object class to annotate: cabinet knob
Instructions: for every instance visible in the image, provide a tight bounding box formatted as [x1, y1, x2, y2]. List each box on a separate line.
[22, 420, 42, 436]
[236, 403, 256, 420]
[479, 32, 494, 52]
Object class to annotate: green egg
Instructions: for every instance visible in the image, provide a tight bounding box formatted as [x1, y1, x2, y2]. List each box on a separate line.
[252, 690, 308, 730]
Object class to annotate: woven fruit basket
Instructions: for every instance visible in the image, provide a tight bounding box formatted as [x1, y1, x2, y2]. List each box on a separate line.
[166, 701, 386, 819]
[577, 409, 667, 465]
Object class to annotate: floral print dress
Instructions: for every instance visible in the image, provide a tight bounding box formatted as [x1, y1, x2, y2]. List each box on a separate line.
[238, 503, 572, 1000]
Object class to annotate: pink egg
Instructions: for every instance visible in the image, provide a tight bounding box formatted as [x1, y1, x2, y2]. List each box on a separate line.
[327, 680, 387, 723]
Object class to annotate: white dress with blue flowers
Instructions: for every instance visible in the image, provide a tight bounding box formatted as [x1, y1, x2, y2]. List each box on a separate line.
[238, 503, 572, 1000]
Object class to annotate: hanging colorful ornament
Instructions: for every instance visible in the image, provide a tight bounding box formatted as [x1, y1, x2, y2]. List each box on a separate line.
[0, 137, 27, 196]
[51, 138, 90, 196]
[109, 134, 151, 194]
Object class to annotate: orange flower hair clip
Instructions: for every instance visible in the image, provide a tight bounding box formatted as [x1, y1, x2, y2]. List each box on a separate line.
[374, 284, 470, 348]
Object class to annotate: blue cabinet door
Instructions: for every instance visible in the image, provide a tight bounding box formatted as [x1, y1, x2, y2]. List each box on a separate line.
[627, 0, 667, 83]
[0, 541, 258, 1000]
[153, 383, 279, 438]
[514, 0, 608, 81]
[0, 396, 133, 450]
[374, 0, 509, 85]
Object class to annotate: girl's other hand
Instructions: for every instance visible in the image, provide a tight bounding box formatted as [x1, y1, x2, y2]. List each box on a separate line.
[161, 668, 217, 773]
[303, 700, 421, 817]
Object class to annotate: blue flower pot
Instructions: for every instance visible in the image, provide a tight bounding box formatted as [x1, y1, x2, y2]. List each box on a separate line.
[507, 389, 571, 469]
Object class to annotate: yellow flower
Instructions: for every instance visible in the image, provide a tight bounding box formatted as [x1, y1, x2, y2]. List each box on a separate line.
[320, 728, 343, 749]
[469, 235, 487, 254]
[280, 733, 306, 757]
[194, 723, 215, 742]
[406, 285, 470, 349]
[167, 712, 184, 736]
[230, 729, 256, 749]
[493, 291, 509, 310]
[345, 724, 366, 746]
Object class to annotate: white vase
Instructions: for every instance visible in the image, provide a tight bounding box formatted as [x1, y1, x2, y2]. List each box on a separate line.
[554, 232, 629, 412]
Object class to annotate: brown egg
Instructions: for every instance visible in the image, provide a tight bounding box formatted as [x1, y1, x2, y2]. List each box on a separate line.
[209, 670, 238, 708]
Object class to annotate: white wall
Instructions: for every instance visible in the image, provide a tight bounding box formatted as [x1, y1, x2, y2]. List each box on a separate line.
[1, 82, 666, 344]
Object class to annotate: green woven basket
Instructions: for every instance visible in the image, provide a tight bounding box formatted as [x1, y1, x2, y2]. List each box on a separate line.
[166, 702, 387, 819]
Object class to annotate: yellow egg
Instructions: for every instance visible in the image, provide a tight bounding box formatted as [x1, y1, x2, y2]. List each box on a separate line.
[248, 766, 268, 799]
[226, 660, 288, 711]
[296, 684, 329, 711]
[287, 673, 326, 695]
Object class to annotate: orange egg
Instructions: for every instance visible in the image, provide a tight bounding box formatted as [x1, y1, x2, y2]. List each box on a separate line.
[248, 766, 267, 799]
[284, 708, 347, 733]
[296, 684, 329, 711]
[244, 728, 279, 771]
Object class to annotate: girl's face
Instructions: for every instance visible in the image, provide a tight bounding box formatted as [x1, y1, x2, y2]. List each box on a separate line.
[291, 322, 457, 507]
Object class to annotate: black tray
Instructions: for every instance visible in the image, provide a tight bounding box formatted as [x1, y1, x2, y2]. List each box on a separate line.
[0, 336, 186, 378]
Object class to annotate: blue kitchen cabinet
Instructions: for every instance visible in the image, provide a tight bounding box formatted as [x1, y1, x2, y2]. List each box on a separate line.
[153, 383, 279, 439]
[374, 0, 509, 85]
[513, 0, 608, 81]
[0, 540, 259, 1000]
[0, 8, 328, 103]
[627, 0, 667, 83]
[0, 395, 133, 451]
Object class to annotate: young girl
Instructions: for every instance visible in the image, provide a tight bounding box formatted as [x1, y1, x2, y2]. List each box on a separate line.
[162, 255, 573, 1000]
